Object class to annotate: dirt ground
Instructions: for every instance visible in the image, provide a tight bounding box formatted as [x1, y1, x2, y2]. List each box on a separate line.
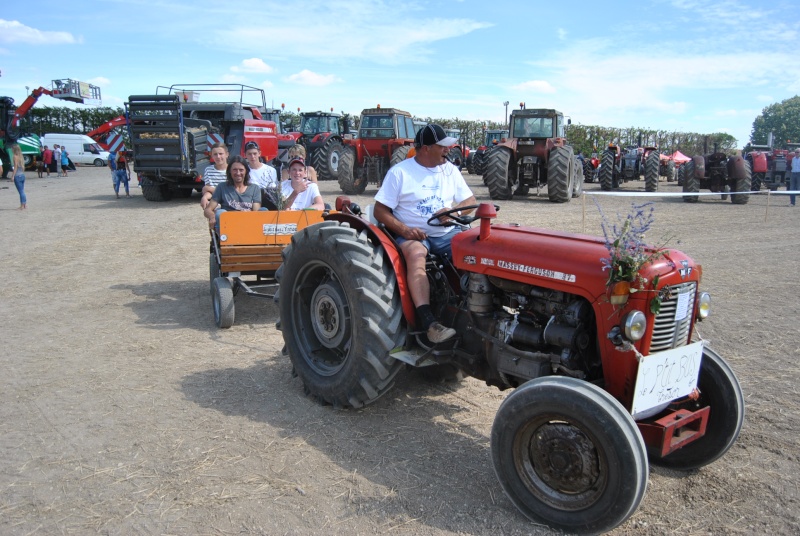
[1, 164, 798, 536]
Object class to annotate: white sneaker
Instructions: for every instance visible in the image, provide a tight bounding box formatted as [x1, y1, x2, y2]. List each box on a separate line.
[427, 322, 456, 343]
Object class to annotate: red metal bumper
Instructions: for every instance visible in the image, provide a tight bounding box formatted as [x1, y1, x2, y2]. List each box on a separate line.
[637, 406, 710, 458]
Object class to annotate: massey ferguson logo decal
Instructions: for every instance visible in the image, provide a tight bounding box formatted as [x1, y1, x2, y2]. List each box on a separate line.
[679, 260, 692, 279]
[497, 260, 576, 283]
[463, 255, 476, 265]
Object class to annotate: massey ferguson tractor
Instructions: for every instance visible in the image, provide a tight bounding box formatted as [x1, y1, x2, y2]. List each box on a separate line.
[745, 141, 789, 191]
[297, 110, 346, 181]
[467, 129, 509, 176]
[582, 150, 600, 182]
[337, 106, 417, 194]
[276, 198, 744, 534]
[659, 155, 676, 182]
[683, 143, 751, 204]
[483, 105, 582, 202]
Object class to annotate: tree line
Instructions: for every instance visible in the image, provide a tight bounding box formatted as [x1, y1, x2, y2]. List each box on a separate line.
[22, 94, 800, 158]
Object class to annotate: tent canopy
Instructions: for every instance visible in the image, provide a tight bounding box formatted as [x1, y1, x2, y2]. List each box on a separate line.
[670, 150, 691, 163]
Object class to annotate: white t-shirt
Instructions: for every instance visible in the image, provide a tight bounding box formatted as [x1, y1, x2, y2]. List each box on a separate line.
[281, 180, 321, 210]
[203, 165, 227, 188]
[375, 158, 473, 238]
[249, 163, 278, 189]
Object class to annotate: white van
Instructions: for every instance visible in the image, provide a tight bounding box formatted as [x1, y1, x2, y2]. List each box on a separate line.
[41, 133, 110, 167]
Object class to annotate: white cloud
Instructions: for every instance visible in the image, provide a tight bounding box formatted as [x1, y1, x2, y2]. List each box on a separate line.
[756, 95, 774, 103]
[88, 77, 111, 87]
[557, 28, 567, 40]
[230, 58, 273, 74]
[260, 80, 274, 89]
[0, 19, 80, 45]
[220, 73, 246, 84]
[285, 70, 341, 86]
[512, 80, 556, 94]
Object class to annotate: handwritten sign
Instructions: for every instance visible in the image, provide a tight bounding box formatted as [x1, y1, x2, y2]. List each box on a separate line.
[263, 223, 297, 235]
[631, 341, 704, 417]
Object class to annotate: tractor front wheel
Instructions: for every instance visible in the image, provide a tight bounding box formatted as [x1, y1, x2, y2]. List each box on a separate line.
[730, 160, 751, 205]
[485, 147, 515, 200]
[491, 377, 648, 534]
[751, 171, 764, 192]
[547, 146, 572, 203]
[599, 150, 615, 191]
[571, 156, 584, 198]
[447, 147, 463, 170]
[316, 138, 345, 181]
[278, 221, 406, 408]
[648, 346, 744, 470]
[337, 150, 366, 195]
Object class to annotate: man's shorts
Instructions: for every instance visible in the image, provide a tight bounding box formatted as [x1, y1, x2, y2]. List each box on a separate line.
[395, 229, 461, 259]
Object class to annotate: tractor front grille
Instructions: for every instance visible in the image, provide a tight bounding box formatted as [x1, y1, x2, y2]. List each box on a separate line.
[649, 282, 696, 352]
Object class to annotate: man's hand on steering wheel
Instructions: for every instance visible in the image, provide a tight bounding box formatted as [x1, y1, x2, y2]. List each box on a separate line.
[427, 204, 481, 227]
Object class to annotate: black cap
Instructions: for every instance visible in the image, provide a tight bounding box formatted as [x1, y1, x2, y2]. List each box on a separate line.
[414, 124, 458, 148]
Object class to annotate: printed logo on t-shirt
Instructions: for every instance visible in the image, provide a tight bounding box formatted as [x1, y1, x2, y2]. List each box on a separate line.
[416, 195, 444, 216]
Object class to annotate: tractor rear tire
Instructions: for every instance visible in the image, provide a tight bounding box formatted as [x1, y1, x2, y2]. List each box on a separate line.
[547, 146, 572, 203]
[648, 347, 743, 470]
[644, 151, 659, 192]
[447, 147, 463, 170]
[474, 152, 486, 176]
[278, 221, 406, 408]
[212, 277, 235, 329]
[730, 160, 751, 205]
[337, 150, 366, 195]
[599, 150, 615, 191]
[665, 159, 676, 182]
[316, 138, 344, 182]
[466, 153, 476, 175]
[485, 147, 515, 200]
[571, 156, 584, 198]
[682, 160, 699, 203]
[141, 176, 173, 202]
[751, 172, 764, 192]
[491, 377, 648, 534]
[677, 163, 684, 186]
[390, 145, 411, 168]
[583, 159, 594, 183]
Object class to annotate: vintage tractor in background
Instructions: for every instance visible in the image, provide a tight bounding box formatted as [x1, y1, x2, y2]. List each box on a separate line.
[444, 127, 468, 170]
[337, 106, 417, 194]
[598, 143, 660, 191]
[467, 129, 509, 176]
[296, 110, 346, 181]
[276, 197, 744, 534]
[582, 150, 600, 182]
[483, 105, 582, 202]
[659, 155, 676, 182]
[683, 143, 751, 204]
[745, 135, 791, 191]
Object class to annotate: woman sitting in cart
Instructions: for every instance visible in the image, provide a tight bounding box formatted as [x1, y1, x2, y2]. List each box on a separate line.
[278, 156, 325, 211]
[203, 155, 261, 230]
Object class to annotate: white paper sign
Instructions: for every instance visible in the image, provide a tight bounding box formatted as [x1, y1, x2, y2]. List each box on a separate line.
[631, 341, 704, 416]
[675, 291, 691, 321]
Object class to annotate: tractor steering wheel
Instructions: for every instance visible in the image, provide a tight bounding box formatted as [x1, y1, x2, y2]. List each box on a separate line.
[427, 204, 502, 227]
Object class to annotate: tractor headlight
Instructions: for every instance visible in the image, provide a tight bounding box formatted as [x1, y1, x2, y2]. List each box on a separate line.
[623, 311, 647, 341]
[697, 292, 711, 320]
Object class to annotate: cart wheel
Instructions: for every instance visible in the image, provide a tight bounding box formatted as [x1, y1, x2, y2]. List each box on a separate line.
[209, 254, 221, 295]
[212, 277, 235, 328]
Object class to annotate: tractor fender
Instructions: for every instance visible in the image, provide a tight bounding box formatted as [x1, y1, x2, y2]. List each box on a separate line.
[324, 212, 417, 328]
[691, 155, 705, 179]
[726, 154, 747, 179]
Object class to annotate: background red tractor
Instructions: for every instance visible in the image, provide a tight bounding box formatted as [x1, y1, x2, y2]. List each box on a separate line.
[277, 197, 743, 534]
[296, 110, 346, 181]
[745, 136, 792, 191]
[337, 106, 416, 194]
[483, 105, 582, 202]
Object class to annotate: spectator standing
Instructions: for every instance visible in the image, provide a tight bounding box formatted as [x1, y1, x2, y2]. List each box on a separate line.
[790, 148, 800, 207]
[114, 151, 131, 198]
[60, 146, 69, 177]
[373, 124, 477, 343]
[11, 143, 27, 209]
[42, 145, 53, 177]
[200, 143, 229, 209]
[53, 145, 62, 176]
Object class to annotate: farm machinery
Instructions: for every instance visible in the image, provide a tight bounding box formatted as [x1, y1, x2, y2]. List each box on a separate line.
[582, 150, 600, 182]
[683, 143, 751, 204]
[483, 105, 582, 202]
[1, 78, 101, 177]
[337, 106, 417, 194]
[297, 110, 346, 181]
[126, 84, 280, 201]
[659, 155, 676, 182]
[466, 129, 508, 176]
[277, 196, 744, 534]
[745, 138, 791, 191]
[599, 142, 660, 191]
[443, 127, 468, 170]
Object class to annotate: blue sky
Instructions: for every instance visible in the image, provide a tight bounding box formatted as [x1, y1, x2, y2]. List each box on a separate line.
[2, 0, 798, 146]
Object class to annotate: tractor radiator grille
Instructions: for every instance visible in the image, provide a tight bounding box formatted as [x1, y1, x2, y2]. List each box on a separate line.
[649, 282, 696, 352]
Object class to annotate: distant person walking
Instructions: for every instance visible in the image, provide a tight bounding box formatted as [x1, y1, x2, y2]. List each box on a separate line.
[60, 146, 70, 177]
[42, 145, 53, 177]
[11, 143, 27, 209]
[114, 151, 131, 198]
[790, 148, 800, 207]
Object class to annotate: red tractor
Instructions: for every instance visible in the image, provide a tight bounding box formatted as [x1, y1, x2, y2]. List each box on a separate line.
[337, 106, 417, 194]
[745, 142, 790, 191]
[683, 144, 751, 204]
[582, 150, 601, 183]
[297, 110, 346, 181]
[483, 105, 582, 202]
[277, 198, 743, 534]
[599, 142, 660, 191]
